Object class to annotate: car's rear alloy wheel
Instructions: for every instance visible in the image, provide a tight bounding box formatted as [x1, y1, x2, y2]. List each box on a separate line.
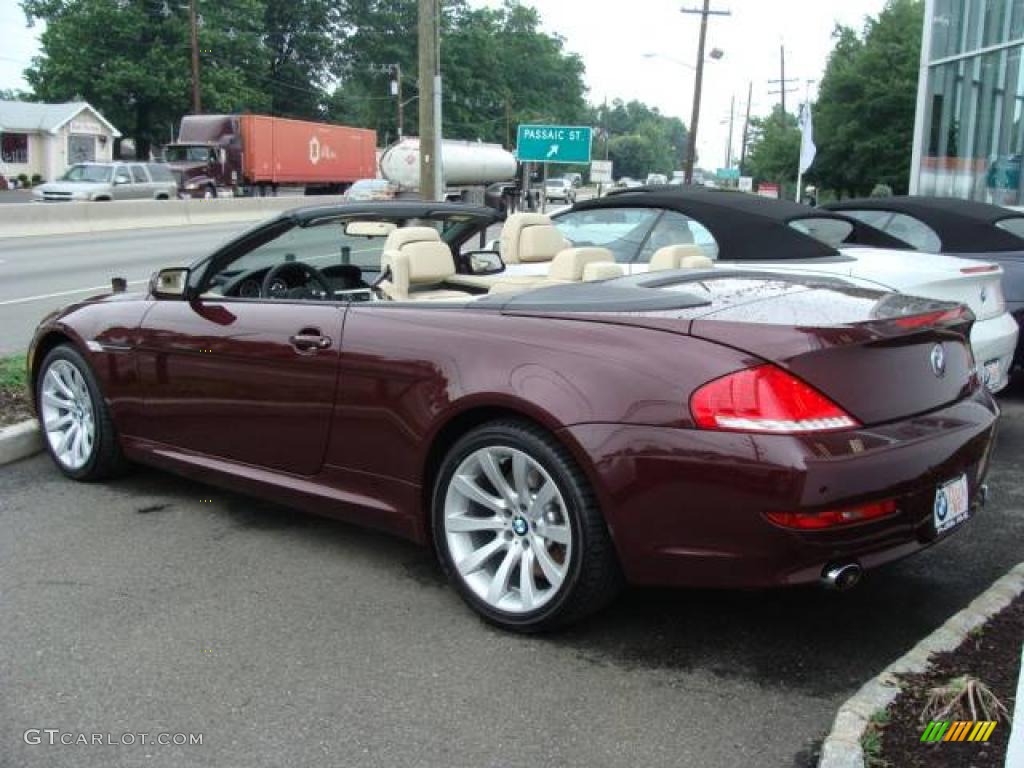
[37, 345, 127, 481]
[433, 421, 622, 632]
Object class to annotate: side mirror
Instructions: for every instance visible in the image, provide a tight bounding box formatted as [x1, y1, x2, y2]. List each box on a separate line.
[150, 267, 190, 299]
[467, 251, 505, 275]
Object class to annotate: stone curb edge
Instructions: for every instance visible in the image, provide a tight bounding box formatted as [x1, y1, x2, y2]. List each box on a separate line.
[818, 562, 1024, 768]
[0, 419, 42, 467]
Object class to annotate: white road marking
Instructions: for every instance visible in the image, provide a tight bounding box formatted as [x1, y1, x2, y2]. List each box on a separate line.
[0, 280, 148, 307]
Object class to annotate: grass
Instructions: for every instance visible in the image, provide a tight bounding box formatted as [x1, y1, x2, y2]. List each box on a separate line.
[862, 709, 891, 768]
[0, 354, 28, 391]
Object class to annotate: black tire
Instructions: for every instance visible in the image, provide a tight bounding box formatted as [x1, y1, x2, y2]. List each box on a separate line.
[35, 344, 128, 481]
[432, 419, 623, 632]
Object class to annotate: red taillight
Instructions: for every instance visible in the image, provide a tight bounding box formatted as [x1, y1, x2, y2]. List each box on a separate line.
[892, 307, 967, 329]
[766, 499, 898, 530]
[690, 364, 859, 433]
[960, 264, 999, 274]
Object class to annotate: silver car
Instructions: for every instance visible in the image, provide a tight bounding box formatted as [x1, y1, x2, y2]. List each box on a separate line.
[33, 162, 178, 202]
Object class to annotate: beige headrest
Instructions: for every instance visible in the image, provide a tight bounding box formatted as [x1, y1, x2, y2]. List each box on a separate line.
[649, 244, 713, 271]
[548, 247, 614, 281]
[383, 226, 441, 252]
[582, 262, 624, 281]
[501, 213, 569, 264]
[402, 241, 456, 284]
[519, 225, 570, 264]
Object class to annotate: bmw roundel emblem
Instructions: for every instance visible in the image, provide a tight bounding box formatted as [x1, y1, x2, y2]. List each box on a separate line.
[930, 344, 946, 378]
[934, 490, 948, 522]
[980, 286, 988, 303]
[512, 516, 529, 536]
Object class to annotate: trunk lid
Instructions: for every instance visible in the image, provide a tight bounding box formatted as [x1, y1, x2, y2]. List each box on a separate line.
[733, 247, 1006, 321]
[678, 275, 979, 425]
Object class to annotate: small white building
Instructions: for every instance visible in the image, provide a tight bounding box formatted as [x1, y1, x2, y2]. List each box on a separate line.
[0, 100, 122, 185]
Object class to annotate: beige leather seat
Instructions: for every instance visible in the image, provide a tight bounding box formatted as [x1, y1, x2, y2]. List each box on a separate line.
[446, 212, 573, 292]
[648, 244, 714, 271]
[488, 247, 620, 294]
[379, 226, 472, 301]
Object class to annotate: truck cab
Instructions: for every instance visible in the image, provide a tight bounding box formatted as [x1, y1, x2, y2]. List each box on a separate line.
[162, 115, 241, 198]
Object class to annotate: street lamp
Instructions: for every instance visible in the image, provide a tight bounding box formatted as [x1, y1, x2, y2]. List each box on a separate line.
[642, 47, 725, 181]
[680, 2, 730, 184]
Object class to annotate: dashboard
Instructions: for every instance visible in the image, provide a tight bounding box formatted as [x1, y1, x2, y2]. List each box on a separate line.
[212, 263, 375, 301]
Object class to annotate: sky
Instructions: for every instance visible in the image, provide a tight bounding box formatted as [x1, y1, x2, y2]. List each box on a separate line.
[0, 0, 893, 168]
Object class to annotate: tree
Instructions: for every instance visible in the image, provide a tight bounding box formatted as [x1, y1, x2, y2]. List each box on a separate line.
[327, 0, 588, 147]
[22, 0, 269, 157]
[813, 0, 923, 196]
[744, 106, 800, 185]
[592, 99, 687, 178]
[262, 0, 344, 119]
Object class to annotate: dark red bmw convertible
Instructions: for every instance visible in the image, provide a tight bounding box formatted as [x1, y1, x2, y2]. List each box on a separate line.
[28, 202, 998, 631]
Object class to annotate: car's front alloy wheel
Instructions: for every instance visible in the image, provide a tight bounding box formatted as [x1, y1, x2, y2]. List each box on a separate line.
[36, 344, 127, 481]
[40, 358, 95, 471]
[433, 421, 622, 632]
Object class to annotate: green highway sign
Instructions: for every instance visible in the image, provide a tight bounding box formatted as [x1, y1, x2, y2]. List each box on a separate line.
[716, 167, 740, 180]
[516, 124, 592, 164]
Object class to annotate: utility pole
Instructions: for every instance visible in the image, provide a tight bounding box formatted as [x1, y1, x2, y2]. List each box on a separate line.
[189, 0, 201, 114]
[724, 93, 735, 169]
[739, 80, 753, 172]
[391, 63, 404, 138]
[681, 1, 730, 185]
[418, 0, 443, 201]
[768, 43, 798, 114]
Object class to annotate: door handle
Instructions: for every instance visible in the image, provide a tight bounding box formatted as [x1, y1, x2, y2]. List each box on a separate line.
[289, 333, 332, 352]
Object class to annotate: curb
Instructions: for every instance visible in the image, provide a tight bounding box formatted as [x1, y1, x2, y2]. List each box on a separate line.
[819, 562, 1024, 768]
[0, 419, 43, 466]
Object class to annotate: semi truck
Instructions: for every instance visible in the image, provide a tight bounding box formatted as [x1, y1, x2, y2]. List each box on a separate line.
[379, 137, 519, 206]
[162, 114, 377, 198]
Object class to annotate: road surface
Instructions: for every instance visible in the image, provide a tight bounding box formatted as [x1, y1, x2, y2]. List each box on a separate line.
[0, 223, 250, 355]
[1, 377, 1022, 768]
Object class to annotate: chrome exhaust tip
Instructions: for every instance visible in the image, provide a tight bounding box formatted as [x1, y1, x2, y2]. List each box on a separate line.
[821, 563, 863, 591]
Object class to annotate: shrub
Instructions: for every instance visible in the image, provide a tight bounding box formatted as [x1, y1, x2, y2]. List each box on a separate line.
[870, 183, 893, 197]
[17, 173, 29, 186]
[30, 173, 42, 186]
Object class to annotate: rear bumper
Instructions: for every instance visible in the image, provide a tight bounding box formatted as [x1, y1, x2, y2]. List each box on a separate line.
[970, 310, 1019, 391]
[565, 389, 999, 589]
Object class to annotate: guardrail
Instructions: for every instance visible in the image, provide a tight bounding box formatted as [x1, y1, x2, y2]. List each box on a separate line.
[0, 195, 350, 239]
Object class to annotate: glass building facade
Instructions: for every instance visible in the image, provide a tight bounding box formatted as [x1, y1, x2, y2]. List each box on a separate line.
[912, 0, 1024, 203]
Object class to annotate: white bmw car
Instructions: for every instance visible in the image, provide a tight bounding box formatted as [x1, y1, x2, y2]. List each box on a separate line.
[490, 189, 1018, 392]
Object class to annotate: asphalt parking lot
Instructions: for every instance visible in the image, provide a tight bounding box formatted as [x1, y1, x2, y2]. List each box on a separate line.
[2, 379, 1022, 768]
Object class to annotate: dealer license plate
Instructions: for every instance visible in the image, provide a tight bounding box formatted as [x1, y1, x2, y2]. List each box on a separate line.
[934, 474, 970, 535]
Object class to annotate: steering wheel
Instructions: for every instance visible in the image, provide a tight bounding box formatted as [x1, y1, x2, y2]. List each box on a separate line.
[261, 261, 334, 300]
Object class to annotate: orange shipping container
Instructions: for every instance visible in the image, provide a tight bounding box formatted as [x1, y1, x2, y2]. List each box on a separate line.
[238, 115, 377, 185]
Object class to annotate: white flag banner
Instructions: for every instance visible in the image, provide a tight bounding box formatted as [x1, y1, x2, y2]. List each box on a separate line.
[798, 102, 816, 174]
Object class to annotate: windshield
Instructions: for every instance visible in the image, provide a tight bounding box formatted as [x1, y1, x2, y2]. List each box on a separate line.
[60, 165, 112, 183]
[164, 145, 215, 163]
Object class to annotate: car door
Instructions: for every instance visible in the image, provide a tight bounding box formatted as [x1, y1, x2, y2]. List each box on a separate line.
[111, 164, 137, 200]
[130, 164, 156, 198]
[136, 219, 348, 476]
